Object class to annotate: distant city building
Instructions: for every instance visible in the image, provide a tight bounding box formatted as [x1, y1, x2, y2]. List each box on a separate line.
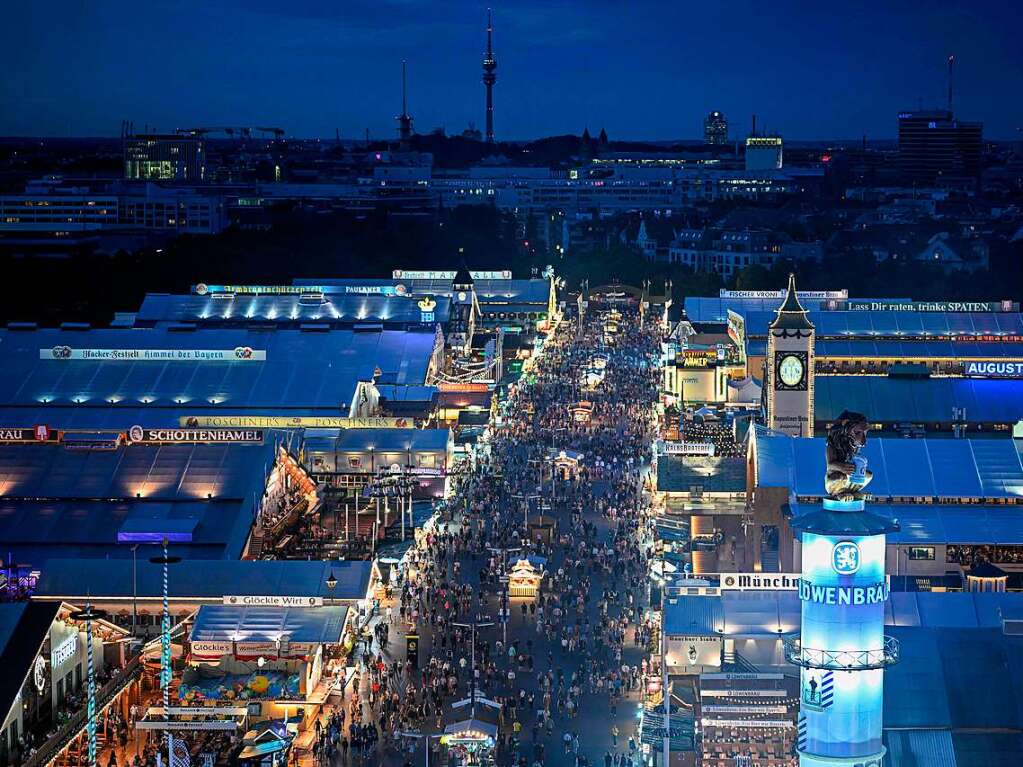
[704, 111, 728, 145]
[745, 136, 784, 170]
[124, 134, 205, 181]
[897, 109, 982, 181]
[664, 226, 821, 276]
[0, 179, 227, 241]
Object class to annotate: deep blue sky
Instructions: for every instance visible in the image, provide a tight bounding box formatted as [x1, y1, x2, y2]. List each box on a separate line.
[2, 0, 1021, 140]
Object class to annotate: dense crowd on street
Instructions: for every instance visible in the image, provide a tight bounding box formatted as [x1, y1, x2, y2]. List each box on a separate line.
[315, 301, 664, 767]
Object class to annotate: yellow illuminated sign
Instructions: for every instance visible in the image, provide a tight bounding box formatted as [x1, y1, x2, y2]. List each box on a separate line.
[178, 416, 413, 429]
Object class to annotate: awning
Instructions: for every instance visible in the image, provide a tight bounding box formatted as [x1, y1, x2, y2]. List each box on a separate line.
[443, 718, 498, 740]
[190, 604, 347, 658]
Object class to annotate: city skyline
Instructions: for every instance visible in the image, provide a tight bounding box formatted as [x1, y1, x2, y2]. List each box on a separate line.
[2, 0, 1022, 140]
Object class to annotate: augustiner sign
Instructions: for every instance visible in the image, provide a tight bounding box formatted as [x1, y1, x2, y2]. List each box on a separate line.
[127, 427, 264, 444]
[179, 416, 412, 429]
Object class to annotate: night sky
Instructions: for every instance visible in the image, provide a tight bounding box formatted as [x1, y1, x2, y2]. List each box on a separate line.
[2, 0, 1021, 141]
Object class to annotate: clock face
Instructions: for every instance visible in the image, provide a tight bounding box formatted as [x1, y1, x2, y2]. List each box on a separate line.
[778, 354, 805, 387]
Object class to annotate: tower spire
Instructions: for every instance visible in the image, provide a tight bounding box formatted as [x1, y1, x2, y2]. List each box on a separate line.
[482, 9, 497, 144]
[397, 59, 413, 147]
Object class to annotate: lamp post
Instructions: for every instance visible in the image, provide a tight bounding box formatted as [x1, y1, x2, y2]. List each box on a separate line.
[150, 538, 181, 767]
[131, 543, 139, 638]
[70, 602, 108, 767]
[326, 570, 338, 606]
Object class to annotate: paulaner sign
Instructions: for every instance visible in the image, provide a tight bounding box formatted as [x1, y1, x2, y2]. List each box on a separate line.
[798, 577, 890, 605]
[964, 361, 1023, 378]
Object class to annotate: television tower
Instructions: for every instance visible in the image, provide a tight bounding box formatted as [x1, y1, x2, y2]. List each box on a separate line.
[482, 9, 497, 143]
[397, 60, 413, 148]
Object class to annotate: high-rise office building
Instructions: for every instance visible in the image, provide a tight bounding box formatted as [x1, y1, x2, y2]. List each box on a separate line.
[897, 109, 982, 181]
[704, 111, 728, 145]
[124, 134, 204, 181]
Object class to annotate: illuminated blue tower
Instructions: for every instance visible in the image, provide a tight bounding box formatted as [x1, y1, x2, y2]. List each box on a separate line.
[787, 415, 899, 767]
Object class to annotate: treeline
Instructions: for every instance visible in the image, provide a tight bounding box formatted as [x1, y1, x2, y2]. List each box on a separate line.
[2, 206, 1021, 327]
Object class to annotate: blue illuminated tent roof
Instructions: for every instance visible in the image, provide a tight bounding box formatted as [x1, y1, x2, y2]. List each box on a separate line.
[874, 503, 1023, 545]
[297, 277, 553, 305]
[814, 376, 1023, 424]
[884, 625, 1023, 731]
[191, 604, 348, 644]
[0, 326, 434, 413]
[135, 293, 451, 328]
[810, 339, 1023, 359]
[752, 427, 1023, 499]
[0, 440, 279, 564]
[884, 729, 956, 767]
[34, 559, 372, 602]
[736, 309, 1023, 338]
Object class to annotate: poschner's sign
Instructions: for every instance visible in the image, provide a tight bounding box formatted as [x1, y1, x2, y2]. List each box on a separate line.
[41, 347, 266, 361]
[126, 427, 264, 444]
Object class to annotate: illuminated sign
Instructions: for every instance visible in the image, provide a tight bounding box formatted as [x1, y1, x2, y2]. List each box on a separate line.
[43, 347, 266, 362]
[52, 634, 78, 667]
[190, 641, 234, 657]
[0, 426, 56, 443]
[719, 573, 799, 591]
[342, 285, 400, 295]
[661, 441, 716, 457]
[952, 334, 1023, 343]
[843, 300, 1015, 312]
[964, 361, 1023, 378]
[127, 427, 264, 444]
[392, 270, 512, 280]
[438, 383, 490, 392]
[179, 416, 412, 429]
[665, 635, 721, 668]
[797, 578, 890, 605]
[222, 595, 323, 607]
[193, 284, 325, 296]
[719, 289, 847, 300]
[831, 540, 861, 574]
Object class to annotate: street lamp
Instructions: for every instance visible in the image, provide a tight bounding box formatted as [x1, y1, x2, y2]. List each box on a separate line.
[326, 570, 338, 605]
[70, 602, 108, 767]
[150, 538, 181, 767]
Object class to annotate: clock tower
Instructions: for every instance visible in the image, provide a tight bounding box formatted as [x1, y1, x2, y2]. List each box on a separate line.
[767, 274, 814, 436]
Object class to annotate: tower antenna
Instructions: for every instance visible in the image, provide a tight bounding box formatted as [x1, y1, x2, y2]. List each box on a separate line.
[947, 54, 955, 112]
[397, 60, 413, 146]
[482, 9, 497, 144]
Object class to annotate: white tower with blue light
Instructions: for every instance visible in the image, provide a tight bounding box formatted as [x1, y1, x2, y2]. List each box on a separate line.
[788, 414, 899, 767]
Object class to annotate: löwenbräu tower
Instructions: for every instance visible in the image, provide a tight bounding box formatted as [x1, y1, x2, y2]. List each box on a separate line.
[787, 411, 899, 767]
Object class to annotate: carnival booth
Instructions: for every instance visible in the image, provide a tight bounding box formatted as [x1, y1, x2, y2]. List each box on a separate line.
[182, 604, 350, 727]
[549, 448, 584, 481]
[569, 401, 594, 424]
[527, 514, 557, 546]
[442, 704, 502, 767]
[507, 556, 547, 598]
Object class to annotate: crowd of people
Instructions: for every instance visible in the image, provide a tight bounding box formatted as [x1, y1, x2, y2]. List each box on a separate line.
[315, 300, 664, 767]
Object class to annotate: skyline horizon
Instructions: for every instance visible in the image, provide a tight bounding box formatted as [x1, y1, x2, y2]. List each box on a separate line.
[2, 2, 1022, 141]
